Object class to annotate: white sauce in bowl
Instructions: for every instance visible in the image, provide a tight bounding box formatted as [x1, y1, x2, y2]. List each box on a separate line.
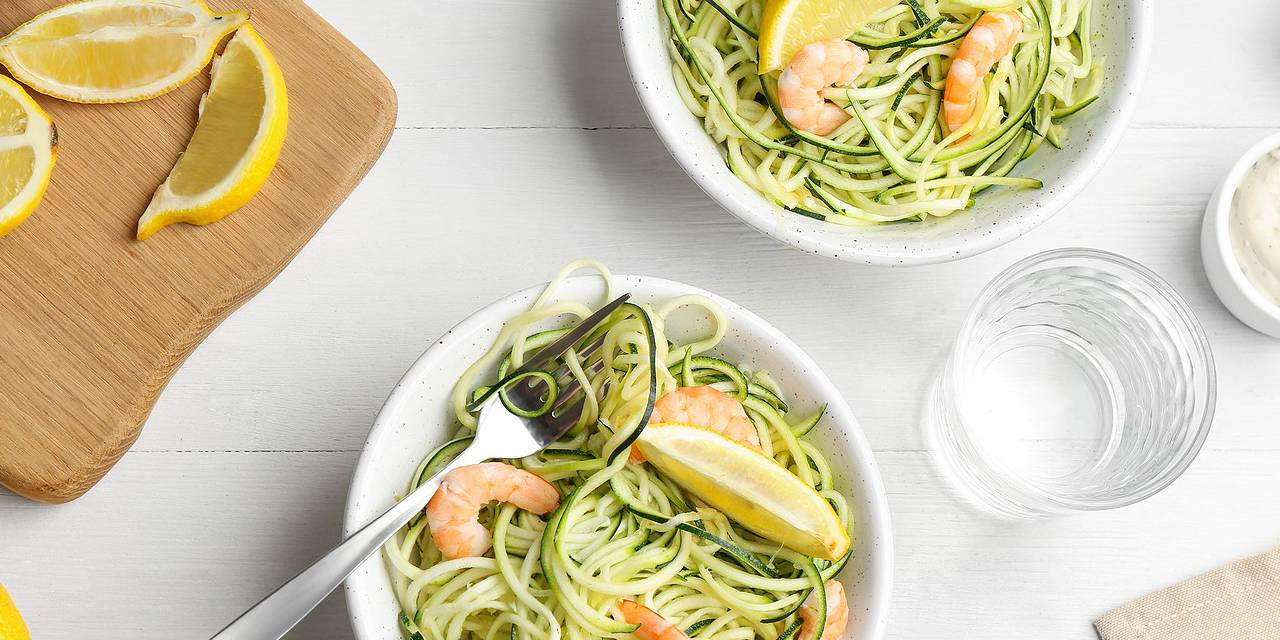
[1230, 150, 1280, 307]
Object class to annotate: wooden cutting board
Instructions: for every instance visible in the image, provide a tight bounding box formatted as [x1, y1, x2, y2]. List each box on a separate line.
[0, 1, 397, 503]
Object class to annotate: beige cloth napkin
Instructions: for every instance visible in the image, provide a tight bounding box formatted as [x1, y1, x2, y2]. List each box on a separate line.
[1095, 546, 1280, 640]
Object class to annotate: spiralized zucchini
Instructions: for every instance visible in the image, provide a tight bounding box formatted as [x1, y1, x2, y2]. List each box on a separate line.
[663, 0, 1104, 223]
[386, 260, 852, 640]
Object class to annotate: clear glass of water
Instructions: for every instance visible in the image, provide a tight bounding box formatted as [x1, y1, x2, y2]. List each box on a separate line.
[927, 248, 1217, 518]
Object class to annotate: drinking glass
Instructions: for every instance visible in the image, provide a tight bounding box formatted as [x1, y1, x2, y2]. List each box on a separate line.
[927, 248, 1216, 518]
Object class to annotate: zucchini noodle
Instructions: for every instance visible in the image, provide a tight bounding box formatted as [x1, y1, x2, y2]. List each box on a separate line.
[663, 0, 1105, 223]
[387, 261, 853, 640]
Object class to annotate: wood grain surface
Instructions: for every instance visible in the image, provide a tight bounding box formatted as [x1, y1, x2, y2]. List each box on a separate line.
[0, 0, 396, 503]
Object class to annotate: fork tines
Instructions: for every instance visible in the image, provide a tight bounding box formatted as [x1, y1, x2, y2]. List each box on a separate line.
[509, 334, 606, 422]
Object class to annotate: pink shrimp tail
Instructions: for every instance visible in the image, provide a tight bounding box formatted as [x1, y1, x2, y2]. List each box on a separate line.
[777, 40, 869, 136]
[798, 580, 850, 640]
[630, 386, 761, 463]
[619, 600, 690, 640]
[942, 10, 1024, 136]
[426, 462, 560, 560]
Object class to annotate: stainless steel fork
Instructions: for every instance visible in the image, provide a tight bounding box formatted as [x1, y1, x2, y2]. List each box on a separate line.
[208, 294, 630, 640]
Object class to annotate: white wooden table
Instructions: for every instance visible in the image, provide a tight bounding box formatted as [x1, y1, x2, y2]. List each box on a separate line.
[3, 0, 1279, 637]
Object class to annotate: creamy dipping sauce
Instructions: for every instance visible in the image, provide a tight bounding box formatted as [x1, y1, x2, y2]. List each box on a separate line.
[1230, 150, 1280, 307]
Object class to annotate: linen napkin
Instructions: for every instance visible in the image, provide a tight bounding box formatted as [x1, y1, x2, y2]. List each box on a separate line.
[1094, 546, 1280, 640]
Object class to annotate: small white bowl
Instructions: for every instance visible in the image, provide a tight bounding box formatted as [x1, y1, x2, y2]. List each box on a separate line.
[343, 275, 894, 640]
[618, 0, 1154, 265]
[1201, 131, 1280, 338]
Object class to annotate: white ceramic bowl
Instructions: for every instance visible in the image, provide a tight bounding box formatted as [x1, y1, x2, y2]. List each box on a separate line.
[618, 0, 1154, 265]
[1202, 131, 1280, 338]
[343, 275, 894, 639]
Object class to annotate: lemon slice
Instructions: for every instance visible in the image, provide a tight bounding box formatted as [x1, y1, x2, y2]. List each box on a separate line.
[0, 76, 57, 239]
[0, 583, 30, 640]
[0, 0, 248, 103]
[137, 25, 286, 240]
[758, 0, 899, 72]
[637, 423, 851, 561]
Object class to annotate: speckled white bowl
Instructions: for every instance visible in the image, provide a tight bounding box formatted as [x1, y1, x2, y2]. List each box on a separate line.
[1202, 130, 1280, 338]
[343, 275, 894, 639]
[618, 0, 1154, 265]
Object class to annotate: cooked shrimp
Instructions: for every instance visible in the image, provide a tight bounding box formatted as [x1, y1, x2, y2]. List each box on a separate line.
[777, 39, 869, 136]
[619, 600, 690, 640]
[631, 385, 761, 463]
[798, 580, 850, 640]
[943, 10, 1024, 136]
[426, 462, 560, 560]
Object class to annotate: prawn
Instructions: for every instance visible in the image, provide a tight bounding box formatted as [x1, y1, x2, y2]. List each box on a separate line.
[942, 10, 1024, 136]
[619, 600, 690, 640]
[631, 385, 761, 463]
[777, 39, 869, 136]
[426, 462, 560, 560]
[798, 580, 850, 640]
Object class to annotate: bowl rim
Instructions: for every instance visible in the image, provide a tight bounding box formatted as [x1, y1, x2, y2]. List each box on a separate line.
[617, 0, 1157, 266]
[1206, 130, 1280, 329]
[342, 274, 895, 640]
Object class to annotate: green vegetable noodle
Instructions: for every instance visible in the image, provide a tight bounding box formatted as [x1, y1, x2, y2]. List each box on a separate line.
[385, 260, 854, 640]
[662, 0, 1105, 223]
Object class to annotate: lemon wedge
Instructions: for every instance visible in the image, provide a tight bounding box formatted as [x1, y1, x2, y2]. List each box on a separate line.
[0, 0, 248, 104]
[0, 583, 30, 640]
[758, 0, 899, 72]
[0, 76, 57, 239]
[137, 25, 286, 240]
[636, 423, 851, 561]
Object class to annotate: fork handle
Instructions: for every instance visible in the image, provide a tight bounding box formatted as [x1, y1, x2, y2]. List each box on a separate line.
[208, 446, 487, 640]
